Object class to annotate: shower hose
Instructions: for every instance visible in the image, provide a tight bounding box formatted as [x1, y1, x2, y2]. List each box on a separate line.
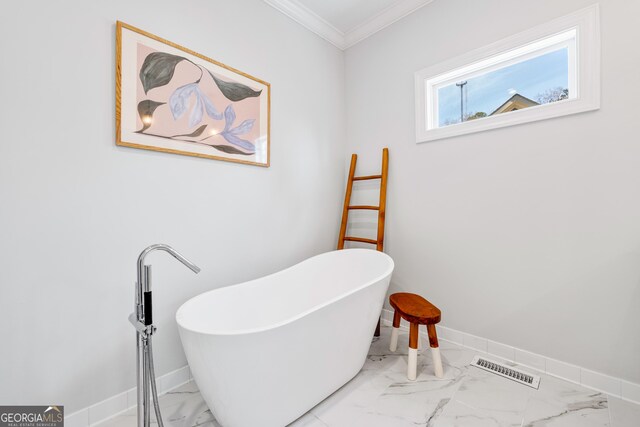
[145, 335, 165, 427]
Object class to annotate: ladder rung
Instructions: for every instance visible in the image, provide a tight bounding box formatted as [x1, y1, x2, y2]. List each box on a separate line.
[343, 236, 377, 245]
[348, 205, 379, 210]
[353, 175, 382, 181]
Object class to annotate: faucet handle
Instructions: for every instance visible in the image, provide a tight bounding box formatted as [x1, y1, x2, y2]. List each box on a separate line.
[128, 313, 156, 336]
[129, 313, 146, 333]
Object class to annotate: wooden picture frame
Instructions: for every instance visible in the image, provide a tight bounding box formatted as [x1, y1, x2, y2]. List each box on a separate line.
[116, 21, 271, 167]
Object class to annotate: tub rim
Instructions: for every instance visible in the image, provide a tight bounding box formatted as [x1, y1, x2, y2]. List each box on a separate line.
[175, 248, 394, 336]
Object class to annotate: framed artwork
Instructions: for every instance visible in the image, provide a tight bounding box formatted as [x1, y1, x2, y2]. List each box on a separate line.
[116, 21, 270, 167]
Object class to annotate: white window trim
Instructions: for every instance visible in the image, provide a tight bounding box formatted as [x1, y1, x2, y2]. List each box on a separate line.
[415, 4, 600, 143]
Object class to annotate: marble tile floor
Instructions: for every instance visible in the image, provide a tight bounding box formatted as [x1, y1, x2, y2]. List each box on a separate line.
[100, 325, 639, 427]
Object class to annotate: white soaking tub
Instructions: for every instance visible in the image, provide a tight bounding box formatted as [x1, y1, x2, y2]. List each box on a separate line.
[176, 249, 394, 427]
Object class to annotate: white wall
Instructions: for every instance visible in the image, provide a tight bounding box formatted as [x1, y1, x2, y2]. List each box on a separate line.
[0, 0, 345, 412]
[345, 0, 640, 384]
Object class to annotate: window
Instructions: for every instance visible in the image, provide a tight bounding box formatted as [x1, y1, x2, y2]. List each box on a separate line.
[436, 34, 575, 127]
[415, 5, 600, 142]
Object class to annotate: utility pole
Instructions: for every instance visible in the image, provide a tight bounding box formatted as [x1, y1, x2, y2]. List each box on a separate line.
[456, 81, 467, 122]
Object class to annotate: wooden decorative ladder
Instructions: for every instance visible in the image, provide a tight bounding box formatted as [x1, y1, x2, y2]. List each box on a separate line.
[337, 147, 389, 336]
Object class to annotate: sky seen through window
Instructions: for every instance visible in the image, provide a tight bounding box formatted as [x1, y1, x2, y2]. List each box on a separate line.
[437, 48, 569, 127]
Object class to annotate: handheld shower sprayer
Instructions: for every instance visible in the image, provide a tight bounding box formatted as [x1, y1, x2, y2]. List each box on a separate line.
[128, 244, 200, 427]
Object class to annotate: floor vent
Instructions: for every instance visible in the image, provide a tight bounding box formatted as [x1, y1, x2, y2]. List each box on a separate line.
[471, 356, 540, 389]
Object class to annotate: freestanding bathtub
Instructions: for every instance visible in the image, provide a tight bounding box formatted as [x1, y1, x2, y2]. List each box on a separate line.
[176, 249, 394, 427]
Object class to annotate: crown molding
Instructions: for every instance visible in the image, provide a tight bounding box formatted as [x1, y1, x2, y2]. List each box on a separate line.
[343, 0, 434, 49]
[264, 0, 346, 49]
[264, 0, 434, 50]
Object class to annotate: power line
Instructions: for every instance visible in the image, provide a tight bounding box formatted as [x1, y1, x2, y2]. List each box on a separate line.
[456, 81, 467, 123]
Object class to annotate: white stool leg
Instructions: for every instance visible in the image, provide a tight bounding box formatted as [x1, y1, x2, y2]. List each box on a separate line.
[408, 348, 418, 381]
[390, 327, 399, 352]
[427, 324, 444, 378]
[431, 347, 444, 378]
[408, 323, 419, 381]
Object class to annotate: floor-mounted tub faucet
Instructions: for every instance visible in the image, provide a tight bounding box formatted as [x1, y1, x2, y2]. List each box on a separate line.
[128, 244, 200, 427]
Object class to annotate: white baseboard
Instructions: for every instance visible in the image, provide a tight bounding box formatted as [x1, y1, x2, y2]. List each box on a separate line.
[64, 365, 193, 427]
[380, 308, 640, 405]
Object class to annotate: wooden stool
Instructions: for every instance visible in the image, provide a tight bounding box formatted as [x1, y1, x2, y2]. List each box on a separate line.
[389, 292, 443, 380]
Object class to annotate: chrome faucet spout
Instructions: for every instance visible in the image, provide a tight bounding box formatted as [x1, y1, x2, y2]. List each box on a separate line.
[136, 244, 200, 296]
[137, 244, 200, 288]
